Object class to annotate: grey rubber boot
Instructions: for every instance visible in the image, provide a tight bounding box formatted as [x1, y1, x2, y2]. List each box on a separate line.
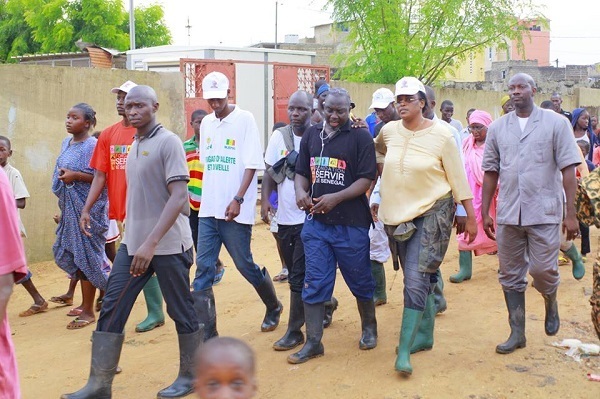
[287, 303, 325, 364]
[357, 299, 378, 349]
[496, 290, 527, 354]
[542, 290, 560, 336]
[273, 291, 305, 351]
[157, 328, 204, 398]
[192, 288, 218, 341]
[60, 331, 124, 399]
[254, 267, 283, 332]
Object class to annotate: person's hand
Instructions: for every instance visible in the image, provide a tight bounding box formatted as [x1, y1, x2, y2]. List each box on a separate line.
[370, 203, 379, 222]
[463, 216, 478, 244]
[53, 214, 60, 224]
[482, 214, 496, 240]
[58, 168, 77, 184]
[311, 193, 341, 215]
[225, 200, 241, 222]
[296, 191, 313, 213]
[351, 117, 368, 129]
[79, 210, 92, 237]
[130, 241, 157, 277]
[563, 213, 580, 241]
[454, 216, 467, 235]
[261, 202, 273, 225]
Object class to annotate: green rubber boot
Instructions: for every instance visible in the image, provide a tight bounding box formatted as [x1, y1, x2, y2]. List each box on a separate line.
[395, 308, 424, 375]
[135, 275, 165, 333]
[450, 251, 473, 283]
[410, 293, 435, 353]
[371, 260, 387, 306]
[564, 244, 585, 280]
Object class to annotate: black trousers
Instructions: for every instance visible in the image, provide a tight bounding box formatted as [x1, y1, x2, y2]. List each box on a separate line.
[97, 244, 199, 334]
[189, 208, 199, 252]
[580, 222, 590, 256]
[277, 223, 306, 293]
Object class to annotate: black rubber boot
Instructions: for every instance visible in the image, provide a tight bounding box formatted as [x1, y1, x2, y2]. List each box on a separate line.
[192, 288, 218, 341]
[323, 296, 339, 328]
[542, 290, 560, 336]
[357, 299, 377, 350]
[287, 303, 325, 364]
[157, 329, 204, 398]
[60, 331, 124, 399]
[255, 267, 283, 332]
[273, 291, 305, 351]
[496, 290, 527, 354]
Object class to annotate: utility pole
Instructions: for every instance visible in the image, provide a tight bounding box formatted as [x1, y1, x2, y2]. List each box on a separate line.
[274, 1, 278, 49]
[186, 17, 192, 46]
[129, 0, 135, 50]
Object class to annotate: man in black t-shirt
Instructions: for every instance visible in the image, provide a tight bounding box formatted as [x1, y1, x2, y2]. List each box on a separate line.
[551, 92, 573, 122]
[288, 88, 378, 364]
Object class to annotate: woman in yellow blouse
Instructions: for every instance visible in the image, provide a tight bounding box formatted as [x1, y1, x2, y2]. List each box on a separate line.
[374, 77, 477, 376]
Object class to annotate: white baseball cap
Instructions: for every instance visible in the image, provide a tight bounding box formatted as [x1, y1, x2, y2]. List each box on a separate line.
[111, 80, 137, 94]
[202, 72, 229, 100]
[369, 88, 395, 109]
[395, 77, 426, 96]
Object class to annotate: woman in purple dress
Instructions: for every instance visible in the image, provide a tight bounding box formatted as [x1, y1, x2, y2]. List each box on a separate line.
[52, 103, 108, 329]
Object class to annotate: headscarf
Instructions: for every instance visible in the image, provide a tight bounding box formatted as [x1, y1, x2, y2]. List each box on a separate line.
[463, 110, 493, 185]
[468, 110, 493, 128]
[500, 95, 511, 115]
[316, 83, 330, 97]
[572, 107, 596, 161]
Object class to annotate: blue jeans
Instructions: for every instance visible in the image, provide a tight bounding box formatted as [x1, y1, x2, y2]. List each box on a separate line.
[301, 218, 374, 304]
[193, 217, 264, 291]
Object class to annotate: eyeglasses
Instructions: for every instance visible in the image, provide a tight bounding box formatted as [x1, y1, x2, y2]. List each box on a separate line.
[468, 125, 487, 132]
[395, 96, 420, 105]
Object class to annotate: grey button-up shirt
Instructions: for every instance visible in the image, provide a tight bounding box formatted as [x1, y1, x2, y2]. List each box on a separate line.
[482, 106, 580, 226]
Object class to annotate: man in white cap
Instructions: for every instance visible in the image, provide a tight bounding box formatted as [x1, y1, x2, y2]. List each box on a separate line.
[192, 71, 283, 338]
[80, 80, 166, 333]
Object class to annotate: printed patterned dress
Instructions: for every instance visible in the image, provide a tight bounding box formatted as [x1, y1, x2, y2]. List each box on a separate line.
[52, 136, 109, 290]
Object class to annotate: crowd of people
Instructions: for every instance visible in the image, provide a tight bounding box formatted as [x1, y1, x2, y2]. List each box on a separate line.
[1, 71, 598, 398]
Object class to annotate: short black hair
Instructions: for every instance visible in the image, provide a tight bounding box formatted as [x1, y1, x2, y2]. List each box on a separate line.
[72, 103, 97, 128]
[441, 100, 453, 108]
[196, 337, 256, 374]
[540, 100, 554, 109]
[0, 135, 11, 149]
[191, 109, 208, 120]
[577, 140, 590, 154]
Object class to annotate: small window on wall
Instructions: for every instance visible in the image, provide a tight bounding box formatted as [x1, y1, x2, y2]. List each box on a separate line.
[488, 48, 493, 61]
[502, 70, 507, 79]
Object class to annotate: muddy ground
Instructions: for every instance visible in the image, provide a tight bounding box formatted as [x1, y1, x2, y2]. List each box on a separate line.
[10, 223, 600, 398]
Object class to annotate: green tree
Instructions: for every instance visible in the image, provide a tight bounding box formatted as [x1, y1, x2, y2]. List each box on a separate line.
[327, 0, 547, 84]
[0, 0, 171, 62]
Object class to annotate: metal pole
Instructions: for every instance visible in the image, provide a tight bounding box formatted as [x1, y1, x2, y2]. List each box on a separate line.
[129, 0, 136, 50]
[274, 1, 278, 49]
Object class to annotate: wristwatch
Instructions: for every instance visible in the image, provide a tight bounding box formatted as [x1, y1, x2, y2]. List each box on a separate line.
[233, 195, 244, 205]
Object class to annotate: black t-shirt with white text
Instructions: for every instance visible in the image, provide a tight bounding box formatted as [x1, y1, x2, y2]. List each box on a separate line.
[296, 121, 376, 228]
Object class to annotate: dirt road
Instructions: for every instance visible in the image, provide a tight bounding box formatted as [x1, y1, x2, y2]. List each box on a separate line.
[10, 224, 600, 398]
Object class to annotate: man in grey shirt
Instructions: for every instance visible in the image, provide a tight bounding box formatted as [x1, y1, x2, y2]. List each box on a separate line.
[62, 86, 200, 399]
[481, 73, 580, 355]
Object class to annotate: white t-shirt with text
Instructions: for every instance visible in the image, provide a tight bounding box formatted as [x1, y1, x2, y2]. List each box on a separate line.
[199, 106, 265, 225]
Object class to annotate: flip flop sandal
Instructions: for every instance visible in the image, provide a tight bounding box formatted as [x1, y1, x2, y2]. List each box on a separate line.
[49, 296, 74, 306]
[19, 301, 48, 317]
[273, 269, 289, 282]
[67, 308, 83, 317]
[66, 318, 95, 330]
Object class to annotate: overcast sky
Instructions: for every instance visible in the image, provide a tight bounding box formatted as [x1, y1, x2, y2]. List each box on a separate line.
[129, 0, 599, 66]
